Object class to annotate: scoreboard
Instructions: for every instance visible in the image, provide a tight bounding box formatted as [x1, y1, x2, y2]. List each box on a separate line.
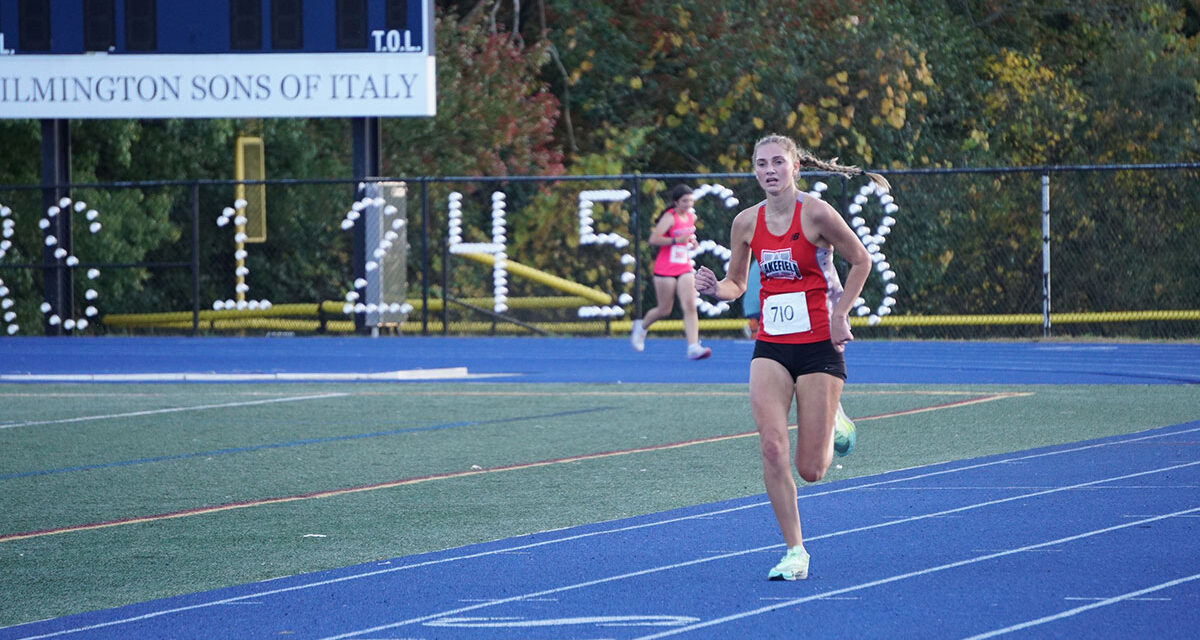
[0, 0, 435, 118]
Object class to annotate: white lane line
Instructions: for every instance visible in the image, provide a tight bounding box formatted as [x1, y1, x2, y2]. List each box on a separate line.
[11, 425, 1200, 640]
[962, 573, 1200, 639]
[320, 461, 1200, 640]
[1063, 596, 1171, 602]
[0, 393, 350, 430]
[632, 508, 1200, 640]
[0, 367, 470, 382]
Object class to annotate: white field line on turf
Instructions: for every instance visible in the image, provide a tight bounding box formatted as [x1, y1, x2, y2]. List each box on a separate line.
[960, 572, 1200, 640]
[631, 506, 1200, 640]
[8, 424, 1199, 639]
[0, 393, 350, 430]
[0, 368, 473, 382]
[320, 460, 1200, 640]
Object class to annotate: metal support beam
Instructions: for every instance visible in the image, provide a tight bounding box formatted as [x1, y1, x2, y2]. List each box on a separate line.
[41, 119, 71, 335]
[1041, 174, 1052, 337]
[351, 116, 381, 333]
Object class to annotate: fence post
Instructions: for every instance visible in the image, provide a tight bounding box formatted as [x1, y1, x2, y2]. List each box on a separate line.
[41, 119, 72, 336]
[440, 187, 449, 335]
[191, 182, 200, 336]
[1041, 173, 1051, 337]
[631, 174, 642, 321]
[420, 179, 430, 336]
[351, 117, 381, 334]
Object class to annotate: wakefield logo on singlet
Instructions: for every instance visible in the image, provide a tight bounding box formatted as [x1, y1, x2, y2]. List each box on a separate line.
[760, 248, 800, 280]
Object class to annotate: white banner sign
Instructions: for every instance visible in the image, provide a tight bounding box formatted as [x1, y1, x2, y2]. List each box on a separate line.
[0, 52, 436, 118]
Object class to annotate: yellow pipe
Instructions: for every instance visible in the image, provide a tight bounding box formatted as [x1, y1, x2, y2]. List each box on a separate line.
[457, 252, 611, 305]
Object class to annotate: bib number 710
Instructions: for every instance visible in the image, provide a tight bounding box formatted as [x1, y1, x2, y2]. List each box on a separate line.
[762, 291, 811, 335]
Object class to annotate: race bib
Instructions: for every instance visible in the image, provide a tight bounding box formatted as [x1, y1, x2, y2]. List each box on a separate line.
[762, 292, 812, 335]
[669, 244, 690, 264]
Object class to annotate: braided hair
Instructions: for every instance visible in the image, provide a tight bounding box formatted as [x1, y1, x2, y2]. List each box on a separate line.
[754, 134, 890, 193]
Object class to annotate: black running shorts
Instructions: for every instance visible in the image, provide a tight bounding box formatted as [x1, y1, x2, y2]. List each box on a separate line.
[752, 339, 847, 381]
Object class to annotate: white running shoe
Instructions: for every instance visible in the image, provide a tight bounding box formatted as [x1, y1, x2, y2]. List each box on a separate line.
[686, 343, 712, 360]
[630, 320, 646, 352]
[834, 402, 856, 457]
[768, 546, 810, 581]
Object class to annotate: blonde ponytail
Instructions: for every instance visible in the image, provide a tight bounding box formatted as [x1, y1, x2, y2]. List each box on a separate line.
[755, 134, 890, 193]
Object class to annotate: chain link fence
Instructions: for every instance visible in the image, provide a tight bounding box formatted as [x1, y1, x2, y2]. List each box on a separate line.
[1, 165, 1197, 340]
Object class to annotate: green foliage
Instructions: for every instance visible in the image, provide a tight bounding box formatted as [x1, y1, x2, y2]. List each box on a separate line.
[382, 6, 563, 178]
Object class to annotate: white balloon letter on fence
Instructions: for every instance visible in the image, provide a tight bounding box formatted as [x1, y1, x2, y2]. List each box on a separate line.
[337, 183, 412, 319]
[687, 183, 740, 317]
[829, 180, 902, 326]
[0, 203, 16, 335]
[577, 189, 632, 319]
[21, 197, 106, 333]
[446, 190, 510, 314]
[212, 198, 272, 312]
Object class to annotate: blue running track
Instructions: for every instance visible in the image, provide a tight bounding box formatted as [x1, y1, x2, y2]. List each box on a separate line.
[1, 336, 1197, 639]
[2, 336, 1198, 384]
[3, 420, 1198, 639]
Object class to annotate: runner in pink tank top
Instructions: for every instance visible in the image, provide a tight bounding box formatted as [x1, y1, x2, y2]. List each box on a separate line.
[652, 207, 697, 277]
[629, 184, 711, 360]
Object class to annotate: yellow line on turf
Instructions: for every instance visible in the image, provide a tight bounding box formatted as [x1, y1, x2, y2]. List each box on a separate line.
[0, 392, 1031, 542]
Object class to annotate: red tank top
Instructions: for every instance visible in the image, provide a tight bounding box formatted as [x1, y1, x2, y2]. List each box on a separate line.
[751, 200, 840, 344]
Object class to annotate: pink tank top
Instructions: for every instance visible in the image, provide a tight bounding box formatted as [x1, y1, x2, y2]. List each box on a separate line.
[652, 208, 696, 277]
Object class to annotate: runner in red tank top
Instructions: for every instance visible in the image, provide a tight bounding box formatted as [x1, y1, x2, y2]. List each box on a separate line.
[695, 134, 889, 581]
[750, 199, 844, 344]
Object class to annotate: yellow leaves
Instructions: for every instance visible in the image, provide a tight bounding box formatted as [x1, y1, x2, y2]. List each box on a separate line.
[826, 72, 850, 96]
[786, 111, 797, 128]
[630, 77, 643, 90]
[673, 4, 692, 30]
[673, 90, 699, 117]
[981, 48, 1086, 162]
[938, 250, 955, 271]
[819, 96, 839, 108]
[915, 52, 934, 86]
[753, 117, 764, 130]
[962, 129, 990, 152]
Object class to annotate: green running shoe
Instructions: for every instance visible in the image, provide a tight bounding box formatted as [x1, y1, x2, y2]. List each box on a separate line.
[834, 402, 856, 457]
[768, 546, 810, 581]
